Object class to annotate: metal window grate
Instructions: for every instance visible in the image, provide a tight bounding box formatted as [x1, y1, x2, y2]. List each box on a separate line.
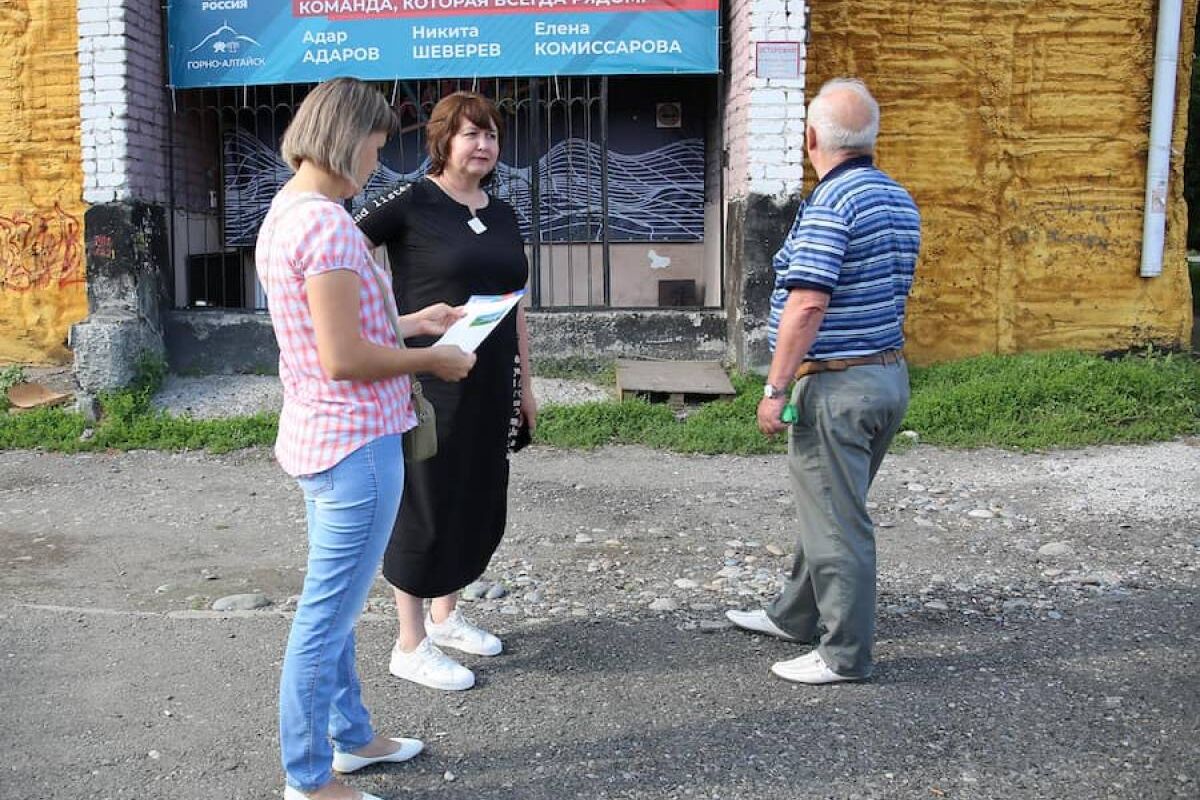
[165, 76, 717, 311]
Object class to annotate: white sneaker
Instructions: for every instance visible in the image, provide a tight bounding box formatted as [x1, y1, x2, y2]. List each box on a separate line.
[388, 637, 475, 691]
[427, 608, 503, 656]
[770, 649, 863, 685]
[724, 609, 800, 642]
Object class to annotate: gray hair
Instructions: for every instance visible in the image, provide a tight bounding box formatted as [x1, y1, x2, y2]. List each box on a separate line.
[807, 78, 880, 154]
[280, 77, 398, 185]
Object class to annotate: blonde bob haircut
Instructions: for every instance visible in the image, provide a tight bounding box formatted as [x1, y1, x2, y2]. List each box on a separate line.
[280, 77, 399, 183]
[425, 91, 505, 179]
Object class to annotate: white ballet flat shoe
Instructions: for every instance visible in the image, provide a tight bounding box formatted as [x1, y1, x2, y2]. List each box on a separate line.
[284, 785, 385, 800]
[332, 737, 424, 773]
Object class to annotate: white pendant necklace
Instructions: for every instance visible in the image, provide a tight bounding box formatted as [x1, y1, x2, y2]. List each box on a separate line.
[431, 175, 488, 235]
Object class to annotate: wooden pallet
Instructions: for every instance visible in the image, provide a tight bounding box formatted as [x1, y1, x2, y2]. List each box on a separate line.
[615, 360, 736, 408]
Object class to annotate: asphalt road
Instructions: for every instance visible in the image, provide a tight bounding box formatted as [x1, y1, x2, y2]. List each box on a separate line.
[1, 441, 1196, 799]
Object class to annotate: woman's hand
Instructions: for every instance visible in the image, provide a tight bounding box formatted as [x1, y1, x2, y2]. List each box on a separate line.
[425, 345, 476, 382]
[402, 303, 465, 338]
[520, 383, 538, 432]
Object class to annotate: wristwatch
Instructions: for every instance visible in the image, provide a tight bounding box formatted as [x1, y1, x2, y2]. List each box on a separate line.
[762, 383, 788, 400]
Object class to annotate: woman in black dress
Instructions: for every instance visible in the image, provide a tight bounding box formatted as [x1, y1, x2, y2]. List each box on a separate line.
[355, 91, 535, 691]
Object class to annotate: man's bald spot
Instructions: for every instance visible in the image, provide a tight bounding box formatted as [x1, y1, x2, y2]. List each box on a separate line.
[806, 79, 880, 155]
[817, 87, 874, 134]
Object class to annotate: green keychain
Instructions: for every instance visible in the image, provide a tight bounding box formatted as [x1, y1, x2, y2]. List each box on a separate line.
[780, 403, 798, 424]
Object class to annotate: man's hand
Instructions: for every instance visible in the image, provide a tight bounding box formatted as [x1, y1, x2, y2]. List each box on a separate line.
[759, 288, 828, 437]
[757, 396, 789, 436]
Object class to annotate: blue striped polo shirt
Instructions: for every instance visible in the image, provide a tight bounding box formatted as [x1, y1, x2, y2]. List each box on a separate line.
[768, 156, 921, 359]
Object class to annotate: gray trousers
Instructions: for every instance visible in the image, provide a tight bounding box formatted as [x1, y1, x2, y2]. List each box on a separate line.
[767, 360, 910, 678]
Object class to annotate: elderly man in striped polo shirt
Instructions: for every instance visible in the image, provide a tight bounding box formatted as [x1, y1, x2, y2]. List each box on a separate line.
[727, 78, 921, 684]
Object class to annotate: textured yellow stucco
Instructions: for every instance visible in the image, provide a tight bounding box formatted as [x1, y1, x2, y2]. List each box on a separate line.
[0, 1, 86, 364]
[807, 0, 1197, 363]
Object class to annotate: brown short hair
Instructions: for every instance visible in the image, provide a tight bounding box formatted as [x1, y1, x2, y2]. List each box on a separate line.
[425, 91, 505, 177]
[280, 77, 398, 183]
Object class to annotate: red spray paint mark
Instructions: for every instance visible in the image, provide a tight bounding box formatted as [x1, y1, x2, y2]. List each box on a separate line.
[0, 204, 83, 293]
[88, 234, 114, 260]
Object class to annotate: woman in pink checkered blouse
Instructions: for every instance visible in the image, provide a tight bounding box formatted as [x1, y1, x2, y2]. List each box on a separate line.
[257, 78, 475, 800]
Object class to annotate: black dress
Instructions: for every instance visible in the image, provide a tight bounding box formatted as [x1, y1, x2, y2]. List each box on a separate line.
[355, 178, 529, 598]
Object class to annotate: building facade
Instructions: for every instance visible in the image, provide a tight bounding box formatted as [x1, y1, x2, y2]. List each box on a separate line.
[0, 0, 1195, 394]
[0, 2, 88, 364]
[803, 0, 1198, 363]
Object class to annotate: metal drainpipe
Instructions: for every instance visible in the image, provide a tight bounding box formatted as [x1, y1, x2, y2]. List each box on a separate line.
[1141, 0, 1185, 277]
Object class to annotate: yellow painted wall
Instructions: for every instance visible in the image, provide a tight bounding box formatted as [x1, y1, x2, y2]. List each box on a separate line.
[807, 0, 1197, 363]
[0, 1, 86, 364]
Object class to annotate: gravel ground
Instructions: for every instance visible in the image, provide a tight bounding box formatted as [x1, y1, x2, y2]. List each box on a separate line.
[150, 374, 612, 418]
[0, 436, 1196, 799]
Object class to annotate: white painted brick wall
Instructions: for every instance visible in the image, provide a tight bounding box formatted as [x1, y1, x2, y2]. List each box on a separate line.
[78, 0, 169, 205]
[724, 0, 809, 199]
[77, 0, 806, 206]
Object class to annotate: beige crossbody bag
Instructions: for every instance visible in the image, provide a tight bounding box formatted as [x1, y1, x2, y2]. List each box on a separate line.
[367, 246, 438, 463]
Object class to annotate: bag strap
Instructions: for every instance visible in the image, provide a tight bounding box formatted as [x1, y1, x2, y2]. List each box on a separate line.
[265, 189, 427, 402]
[364, 248, 402, 346]
[357, 182, 429, 406]
[366, 244, 430, 407]
[261, 193, 327, 264]
[265, 192, 402, 347]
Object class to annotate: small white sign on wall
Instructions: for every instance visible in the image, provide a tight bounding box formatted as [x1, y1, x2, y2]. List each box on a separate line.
[756, 42, 802, 80]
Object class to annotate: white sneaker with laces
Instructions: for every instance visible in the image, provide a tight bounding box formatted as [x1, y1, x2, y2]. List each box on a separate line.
[770, 649, 863, 685]
[388, 637, 475, 691]
[427, 608, 503, 656]
[724, 608, 800, 642]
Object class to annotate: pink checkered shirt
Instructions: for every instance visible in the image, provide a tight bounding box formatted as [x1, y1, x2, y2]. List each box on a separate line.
[257, 191, 416, 477]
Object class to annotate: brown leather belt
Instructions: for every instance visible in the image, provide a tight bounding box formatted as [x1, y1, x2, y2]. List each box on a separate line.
[795, 349, 904, 379]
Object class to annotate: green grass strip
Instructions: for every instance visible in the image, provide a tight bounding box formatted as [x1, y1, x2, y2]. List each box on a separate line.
[904, 349, 1200, 449]
[0, 358, 277, 454]
[537, 350, 1200, 453]
[0, 350, 1196, 454]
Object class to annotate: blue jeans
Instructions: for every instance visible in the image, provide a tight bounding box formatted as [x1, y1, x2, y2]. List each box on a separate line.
[280, 434, 403, 791]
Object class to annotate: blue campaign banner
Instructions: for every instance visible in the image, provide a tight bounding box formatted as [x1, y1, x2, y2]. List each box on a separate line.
[167, 0, 720, 88]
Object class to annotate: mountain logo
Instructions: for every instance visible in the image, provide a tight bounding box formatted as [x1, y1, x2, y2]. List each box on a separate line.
[191, 22, 261, 54]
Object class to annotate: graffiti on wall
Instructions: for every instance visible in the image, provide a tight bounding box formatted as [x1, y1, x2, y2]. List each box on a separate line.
[0, 204, 84, 293]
